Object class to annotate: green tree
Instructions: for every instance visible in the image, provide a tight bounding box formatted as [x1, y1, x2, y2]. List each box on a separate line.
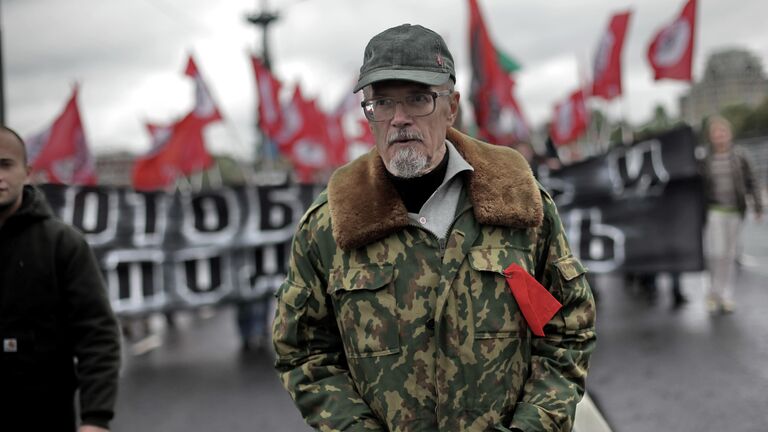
[737, 97, 768, 138]
[720, 103, 753, 137]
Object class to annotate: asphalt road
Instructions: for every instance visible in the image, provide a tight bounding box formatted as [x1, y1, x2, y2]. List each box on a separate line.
[111, 219, 768, 432]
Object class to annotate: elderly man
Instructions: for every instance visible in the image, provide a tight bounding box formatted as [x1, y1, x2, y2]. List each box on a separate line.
[0, 126, 121, 431]
[273, 24, 596, 432]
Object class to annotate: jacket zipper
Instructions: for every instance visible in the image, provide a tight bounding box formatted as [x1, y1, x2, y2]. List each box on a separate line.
[437, 237, 446, 258]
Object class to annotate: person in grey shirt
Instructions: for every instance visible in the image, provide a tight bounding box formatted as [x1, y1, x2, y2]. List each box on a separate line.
[703, 115, 763, 313]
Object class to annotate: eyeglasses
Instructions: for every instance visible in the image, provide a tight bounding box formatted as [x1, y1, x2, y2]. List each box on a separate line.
[361, 90, 453, 122]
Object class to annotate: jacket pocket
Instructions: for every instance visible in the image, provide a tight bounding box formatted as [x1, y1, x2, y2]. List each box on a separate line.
[465, 248, 532, 414]
[553, 255, 591, 331]
[467, 247, 530, 337]
[273, 281, 311, 353]
[554, 255, 587, 282]
[328, 264, 400, 359]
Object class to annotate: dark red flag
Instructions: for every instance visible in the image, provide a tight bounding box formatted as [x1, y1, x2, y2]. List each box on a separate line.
[647, 0, 696, 82]
[468, 0, 529, 144]
[550, 89, 589, 146]
[592, 11, 632, 100]
[26, 84, 97, 185]
[251, 55, 284, 139]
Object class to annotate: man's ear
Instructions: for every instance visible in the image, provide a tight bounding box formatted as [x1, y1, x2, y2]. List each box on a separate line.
[448, 91, 461, 125]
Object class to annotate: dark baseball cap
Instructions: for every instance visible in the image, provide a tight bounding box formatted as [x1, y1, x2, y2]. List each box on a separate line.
[353, 24, 455, 93]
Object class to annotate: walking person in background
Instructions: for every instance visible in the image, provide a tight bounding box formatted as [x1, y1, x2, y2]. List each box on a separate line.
[703, 116, 763, 313]
[0, 126, 122, 431]
[272, 24, 596, 431]
[236, 298, 270, 352]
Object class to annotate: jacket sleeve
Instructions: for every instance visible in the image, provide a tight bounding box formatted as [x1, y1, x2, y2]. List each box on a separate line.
[739, 151, 763, 215]
[272, 206, 386, 431]
[509, 193, 597, 432]
[60, 228, 122, 429]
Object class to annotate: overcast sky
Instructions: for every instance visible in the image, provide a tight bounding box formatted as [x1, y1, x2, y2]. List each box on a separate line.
[4, 0, 768, 159]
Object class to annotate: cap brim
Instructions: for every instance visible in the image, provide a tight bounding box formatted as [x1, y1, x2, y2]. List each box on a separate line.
[353, 69, 451, 93]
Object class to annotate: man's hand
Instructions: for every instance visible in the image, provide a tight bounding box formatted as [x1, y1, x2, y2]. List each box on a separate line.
[79, 426, 109, 432]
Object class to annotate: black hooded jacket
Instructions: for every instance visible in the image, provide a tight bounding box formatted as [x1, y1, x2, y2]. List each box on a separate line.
[0, 185, 121, 430]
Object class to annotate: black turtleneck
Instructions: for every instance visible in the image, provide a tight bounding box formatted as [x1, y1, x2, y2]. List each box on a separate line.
[387, 150, 450, 213]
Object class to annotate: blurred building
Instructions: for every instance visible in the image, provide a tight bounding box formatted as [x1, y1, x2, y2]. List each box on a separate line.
[737, 136, 768, 194]
[96, 152, 136, 186]
[680, 48, 768, 127]
[95, 152, 249, 188]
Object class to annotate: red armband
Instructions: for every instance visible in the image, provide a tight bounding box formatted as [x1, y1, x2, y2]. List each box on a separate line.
[503, 263, 562, 337]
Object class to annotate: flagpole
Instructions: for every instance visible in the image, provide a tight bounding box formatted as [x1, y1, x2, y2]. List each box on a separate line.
[225, 117, 257, 181]
[620, 94, 633, 145]
[210, 160, 224, 189]
[578, 53, 598, 158]
[246, 1, 279, 174]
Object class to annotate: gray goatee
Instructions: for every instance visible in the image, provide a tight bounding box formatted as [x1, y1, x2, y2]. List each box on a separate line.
[387, 129, 428, 178]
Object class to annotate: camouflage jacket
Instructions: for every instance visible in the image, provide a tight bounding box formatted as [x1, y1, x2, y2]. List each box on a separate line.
[273, 129, 596, 432]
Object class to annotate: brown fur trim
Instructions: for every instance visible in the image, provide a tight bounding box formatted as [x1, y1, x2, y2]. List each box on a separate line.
[447, 128, 544, 228]
[328, 148, 409, 250]
[327, 128, 543, 250]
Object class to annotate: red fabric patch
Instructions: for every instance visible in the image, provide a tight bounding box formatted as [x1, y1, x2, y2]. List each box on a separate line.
[503, 263, 562, 337]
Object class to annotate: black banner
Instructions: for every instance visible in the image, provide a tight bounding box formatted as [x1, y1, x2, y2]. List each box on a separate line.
[40, 126, 704, 315]
[541, 125, 706, 274]
[40, 183, 319, 316]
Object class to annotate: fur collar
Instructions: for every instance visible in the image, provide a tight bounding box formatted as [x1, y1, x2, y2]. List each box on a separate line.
[327, 128, 543, 250]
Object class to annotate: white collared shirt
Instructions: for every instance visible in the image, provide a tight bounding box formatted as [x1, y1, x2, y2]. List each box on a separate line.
[407, 139, 474, 240]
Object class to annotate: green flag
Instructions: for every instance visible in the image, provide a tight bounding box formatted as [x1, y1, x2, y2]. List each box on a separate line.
[496, 48, 522, 73]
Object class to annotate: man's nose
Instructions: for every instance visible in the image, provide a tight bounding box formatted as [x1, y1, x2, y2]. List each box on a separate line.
[390, 102, 413, 126]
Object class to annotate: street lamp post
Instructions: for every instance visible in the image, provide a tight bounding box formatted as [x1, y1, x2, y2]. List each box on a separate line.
[246, 10, 279, 71]
[245, 1, 280, 170]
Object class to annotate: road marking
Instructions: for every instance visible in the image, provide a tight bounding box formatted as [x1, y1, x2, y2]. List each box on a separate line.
[739, 254, 766, 269]
[131, 333, 163, 356]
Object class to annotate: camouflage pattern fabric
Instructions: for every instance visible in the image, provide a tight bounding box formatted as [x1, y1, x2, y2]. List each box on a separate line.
[273, 132, 596, 432]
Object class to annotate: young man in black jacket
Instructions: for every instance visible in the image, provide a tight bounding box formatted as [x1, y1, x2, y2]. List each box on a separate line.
[0, 125, 121, 431]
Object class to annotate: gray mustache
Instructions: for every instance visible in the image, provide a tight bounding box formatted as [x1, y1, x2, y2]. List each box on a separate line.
[387, 129, 424, 145]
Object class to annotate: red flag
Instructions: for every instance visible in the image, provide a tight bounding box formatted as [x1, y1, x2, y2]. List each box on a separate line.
[144, 122, 174, 154]
[503, 263, 562, 337]
[332, 88, 372, 163]
[132, 56, 220, 191]
[550, 89, 589, 146]
[332, 85, 363, 118]
[347, 118, 375, 159]
[269, 85, 348, 183]
[354, 118, 374, 146]
[251, 55, 284, 139]
[185, 55, 223, 123]
[468, 0, 529, 144]
[289, 97, 344, 183]
[132, 113, 214, 191]
[273, 86, 305, 151]
[324, 111, 349, 167]
[592, 11, 631, 100]
[647, 0, 697, 82]
[26, 85, 97, 185]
